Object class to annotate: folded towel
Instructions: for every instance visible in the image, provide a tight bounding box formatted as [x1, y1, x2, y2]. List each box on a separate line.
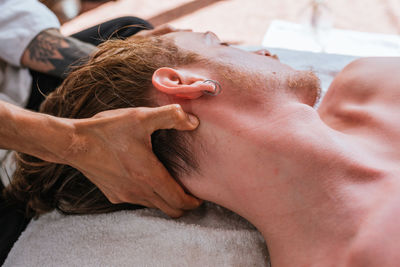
[4, 203, 268, 267]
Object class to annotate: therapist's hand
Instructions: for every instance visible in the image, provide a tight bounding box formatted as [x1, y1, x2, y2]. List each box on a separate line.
[1, 100, 201, 217]
[133, 24, 192, 38]
[66, 104, 202, 218]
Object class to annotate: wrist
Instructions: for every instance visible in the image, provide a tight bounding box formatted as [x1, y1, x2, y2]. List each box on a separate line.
[34, 114, 77, 165]
[0, 101, 75, 164]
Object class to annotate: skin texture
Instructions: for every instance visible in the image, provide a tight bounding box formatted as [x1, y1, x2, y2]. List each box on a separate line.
[150, 31, 400, 266]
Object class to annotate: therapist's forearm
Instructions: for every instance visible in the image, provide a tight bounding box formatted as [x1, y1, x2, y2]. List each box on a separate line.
[21, 29, 97, 78]
[0, 100, 73, 164]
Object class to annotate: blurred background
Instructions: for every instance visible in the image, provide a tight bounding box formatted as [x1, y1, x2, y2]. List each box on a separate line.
[43, 0, 400, 54]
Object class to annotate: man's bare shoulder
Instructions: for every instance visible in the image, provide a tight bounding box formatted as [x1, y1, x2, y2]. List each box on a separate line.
[318, 57, 400, 128]
[321, 57, 400, 106]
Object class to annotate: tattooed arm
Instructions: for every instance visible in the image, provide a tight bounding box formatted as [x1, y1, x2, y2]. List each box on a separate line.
[21, 29, 96, 78]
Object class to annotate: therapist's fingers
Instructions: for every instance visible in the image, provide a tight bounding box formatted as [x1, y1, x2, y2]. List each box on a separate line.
[136, 24, 192, 37]
[150, 193, 185, 218]
[146, 157, 202, 209]
[137, 104, 201, 216]
[147, 24, 177, 36]
[150, 24, 193, 35]
[142, 104, 200, 133]
[154, 168, 202, 209]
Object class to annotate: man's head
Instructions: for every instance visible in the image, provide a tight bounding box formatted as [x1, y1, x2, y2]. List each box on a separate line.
[148, 31, 321, 206]
[5, 31, 320, 217]
[151, 31, 320, 108]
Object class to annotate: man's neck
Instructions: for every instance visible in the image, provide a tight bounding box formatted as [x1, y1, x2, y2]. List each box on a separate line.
[209, 103, 383, 266]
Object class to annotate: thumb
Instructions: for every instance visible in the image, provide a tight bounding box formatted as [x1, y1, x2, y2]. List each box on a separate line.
[143, 104, 199, 133]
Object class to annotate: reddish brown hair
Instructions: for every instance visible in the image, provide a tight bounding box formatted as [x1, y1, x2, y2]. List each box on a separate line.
[3, 36, 199, 218]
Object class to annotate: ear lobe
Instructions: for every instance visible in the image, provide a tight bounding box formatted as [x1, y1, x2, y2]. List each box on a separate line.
[152, 67, 214, 100]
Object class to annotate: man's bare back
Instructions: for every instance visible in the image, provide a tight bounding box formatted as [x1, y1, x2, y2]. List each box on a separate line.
[319, 57, 400, 266]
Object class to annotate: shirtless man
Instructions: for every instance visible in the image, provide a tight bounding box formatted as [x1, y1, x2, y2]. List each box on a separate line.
[6, 30, 399, 266]
[149, 32, 400, 266]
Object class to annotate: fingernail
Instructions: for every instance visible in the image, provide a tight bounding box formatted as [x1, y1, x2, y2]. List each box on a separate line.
[188, 114, 199, 127]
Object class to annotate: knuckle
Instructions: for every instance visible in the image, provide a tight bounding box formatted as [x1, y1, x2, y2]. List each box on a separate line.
[170, 105, 186, 122]
[168, 103, 182, 113]
[134, 110, 148, 122]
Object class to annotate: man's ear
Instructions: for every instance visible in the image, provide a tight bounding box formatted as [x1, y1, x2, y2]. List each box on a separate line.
[152, 67, 215, 99]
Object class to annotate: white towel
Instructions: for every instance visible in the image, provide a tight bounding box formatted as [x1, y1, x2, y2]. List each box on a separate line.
[4, 203, 268, 267]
